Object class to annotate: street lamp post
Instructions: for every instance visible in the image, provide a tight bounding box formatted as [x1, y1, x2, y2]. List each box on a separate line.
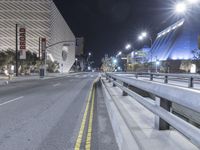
[75, 58, 78, 71]
[15, 24, 19, 76]
[138, 32, 153, 72]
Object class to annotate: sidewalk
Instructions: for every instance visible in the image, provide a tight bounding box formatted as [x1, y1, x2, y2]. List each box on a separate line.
[0, 72, 83, 86]
[101, 78, 198, 150]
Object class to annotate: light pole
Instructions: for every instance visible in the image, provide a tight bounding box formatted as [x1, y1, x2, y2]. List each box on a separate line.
[87, 52, 92, 70]
[138, 31, 153, 72]
[75, 58, 78, 71]
[156, 58, 160, 73]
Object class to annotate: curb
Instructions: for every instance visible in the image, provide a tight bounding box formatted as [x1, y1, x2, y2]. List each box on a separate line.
[101, 79, 140, 150]
[0, 72, 84, 86]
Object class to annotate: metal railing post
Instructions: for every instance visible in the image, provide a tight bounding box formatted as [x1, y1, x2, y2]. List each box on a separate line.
[108, 76, 111, 83]
[155, 97, 172, 130]
[150, 74, 153, 81]
[135, 73, 138, 79]
[164, 75, 168, 84]
[113, 78, 116, 87]
[188, 77, 194, 88]
[122, 82, 128, 96]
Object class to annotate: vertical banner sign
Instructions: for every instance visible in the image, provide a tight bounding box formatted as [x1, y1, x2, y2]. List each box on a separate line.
[41, 38, 46, 61]
[19, 26, 26, 59]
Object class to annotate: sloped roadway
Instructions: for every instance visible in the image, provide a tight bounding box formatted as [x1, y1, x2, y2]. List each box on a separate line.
[0, 73, 118, 150]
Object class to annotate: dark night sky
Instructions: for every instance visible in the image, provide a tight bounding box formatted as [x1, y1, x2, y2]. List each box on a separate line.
[54, 0, 180, 67]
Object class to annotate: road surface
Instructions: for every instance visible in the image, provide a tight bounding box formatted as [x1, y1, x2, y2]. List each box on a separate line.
[0, 73, 118, 150]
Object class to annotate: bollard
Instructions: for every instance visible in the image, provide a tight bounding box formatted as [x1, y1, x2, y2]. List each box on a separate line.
[164, 75, 168, 84]
[122, 82, 128, 96]
[155, 97, 172, 130]
[150, 74, 153, 81]
[188, 77, 194, 88]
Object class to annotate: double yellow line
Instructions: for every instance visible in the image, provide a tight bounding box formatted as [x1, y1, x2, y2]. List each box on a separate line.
[74, 81, 96, 150]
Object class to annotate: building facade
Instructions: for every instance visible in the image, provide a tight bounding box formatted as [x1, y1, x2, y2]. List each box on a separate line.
[149, 18, 200, 62]
[0, 0, 75, 72]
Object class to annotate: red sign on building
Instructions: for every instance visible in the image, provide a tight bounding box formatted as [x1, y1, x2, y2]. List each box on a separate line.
[19, 27, 26, 59]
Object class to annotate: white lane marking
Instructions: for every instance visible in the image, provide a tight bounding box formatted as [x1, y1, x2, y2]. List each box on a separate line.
[53, 83, 61, 87]
[90, 75, 94, 78]
[0, 96, 24, 106]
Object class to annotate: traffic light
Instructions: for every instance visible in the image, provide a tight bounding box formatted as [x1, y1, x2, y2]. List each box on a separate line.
[198, 35, 200, 49]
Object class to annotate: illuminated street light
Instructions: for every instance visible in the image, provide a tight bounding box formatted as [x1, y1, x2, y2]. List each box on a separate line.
[186, 0, 199, 4]
[89, 52, 91, 56]
[175, 2, 187, 14]
[141, 32, 147, 37]
[138, 35, 143, 41]
[113, 58, 117, 64]
[125, 44, 132, 50]
[117, 51, 122, 56]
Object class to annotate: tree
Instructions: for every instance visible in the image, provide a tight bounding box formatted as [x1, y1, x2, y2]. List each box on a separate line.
[192, 49, 200, 70]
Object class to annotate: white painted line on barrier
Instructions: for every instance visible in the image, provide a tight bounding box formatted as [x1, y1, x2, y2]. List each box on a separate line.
[0, 96, 24, 106]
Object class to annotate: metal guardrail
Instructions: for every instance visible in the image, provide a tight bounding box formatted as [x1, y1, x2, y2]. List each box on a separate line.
[105, 73, 200, 148]
[114, 72, 200, 88]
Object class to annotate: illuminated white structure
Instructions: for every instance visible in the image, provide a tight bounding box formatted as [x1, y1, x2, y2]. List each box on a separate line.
[0, 0, 75, 72]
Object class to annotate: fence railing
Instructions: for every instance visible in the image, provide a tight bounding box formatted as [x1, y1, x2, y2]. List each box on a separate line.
[113, 72, 200, 88]
[105, 73, 200, 148]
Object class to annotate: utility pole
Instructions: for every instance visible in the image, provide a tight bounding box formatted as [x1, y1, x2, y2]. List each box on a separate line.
[15, 24, 18, 76]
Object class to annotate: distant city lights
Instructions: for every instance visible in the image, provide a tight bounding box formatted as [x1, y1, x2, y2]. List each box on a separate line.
[125, 44, 132, 50]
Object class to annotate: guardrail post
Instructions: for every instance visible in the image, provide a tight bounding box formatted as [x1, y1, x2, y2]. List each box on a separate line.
[106, 76, 108, 80]
[155, 97, 172, 130]
[108, 77, 111, 83]
[164, 75, 168, 84]
[188, 77, 194, 88]
[135, 73, 138, 79]
[150, 74, 153, 81]
[122, 82, 128, 96]
[113, 78, 116, 87]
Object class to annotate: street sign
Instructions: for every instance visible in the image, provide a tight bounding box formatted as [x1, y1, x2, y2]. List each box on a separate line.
[41, 38, 46, 60]
[19, 26, 26, 59]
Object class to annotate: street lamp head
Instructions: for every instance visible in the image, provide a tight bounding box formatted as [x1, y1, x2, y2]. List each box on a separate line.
[118, 51, 122, 56]
[89, 52, 91, 56]
[125, 44, 131, 50]
[113, 59, 117, 64]
[175, 2, 187, 14]
[138, 35, 144, 41]
[75, 58, 78, 61]
[156, 60, 160, 65]
[141, 32, 147, 38]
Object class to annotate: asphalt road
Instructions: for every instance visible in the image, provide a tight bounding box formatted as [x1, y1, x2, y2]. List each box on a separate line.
[0, 73, 118, 150]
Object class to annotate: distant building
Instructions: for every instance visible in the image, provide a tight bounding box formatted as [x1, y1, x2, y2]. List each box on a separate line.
[0, 0, 75, 72]
[149, 18, 200, 62]
[75, 37, 84, 56]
